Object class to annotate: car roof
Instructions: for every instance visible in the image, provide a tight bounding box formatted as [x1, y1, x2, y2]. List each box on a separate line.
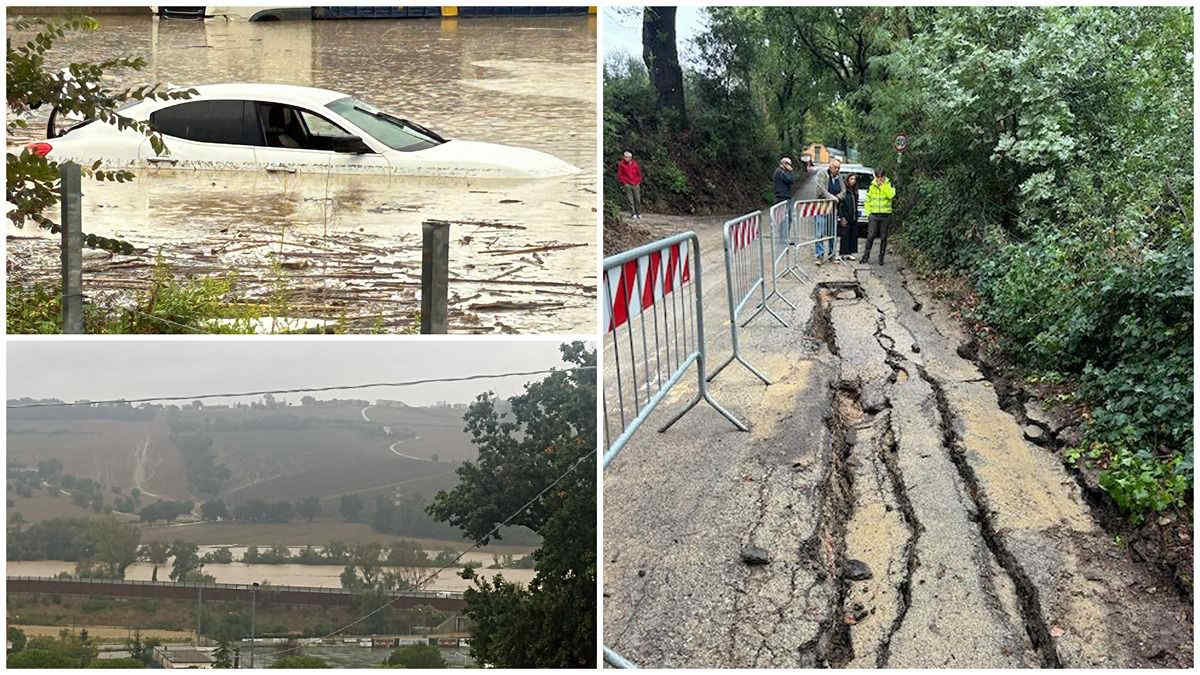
[839, 162, 874, 174]
[122, 83, 350, 118]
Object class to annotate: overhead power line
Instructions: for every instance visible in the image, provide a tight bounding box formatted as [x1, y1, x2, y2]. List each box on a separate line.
[6, 366, 596, 409]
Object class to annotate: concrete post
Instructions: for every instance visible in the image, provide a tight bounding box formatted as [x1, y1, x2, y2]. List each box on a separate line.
[421, 219, 450, 334]
[59, 161, 83, 333]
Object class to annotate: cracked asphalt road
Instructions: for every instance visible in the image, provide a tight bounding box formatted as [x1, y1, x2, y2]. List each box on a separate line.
[602, 176, 1193, 668]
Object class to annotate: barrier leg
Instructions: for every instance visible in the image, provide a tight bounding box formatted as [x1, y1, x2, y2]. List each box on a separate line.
[709, 220, 775, 385]
[603, 646, 636, 669]
[661, 358, 748, 432]
[783, 244, 811, 283]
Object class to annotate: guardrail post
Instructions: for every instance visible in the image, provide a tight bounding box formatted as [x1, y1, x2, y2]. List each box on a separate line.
[60, 161, 83, 333]
[420, 219, 450, 334]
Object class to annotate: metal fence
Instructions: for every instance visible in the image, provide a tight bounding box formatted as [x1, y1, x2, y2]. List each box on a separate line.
[602, 231, 747, 468]
[767, 198, 807, 295]
[773, 199, 840, 280]
[602, 231, 748, 668]
[5, 575, 461, 601]
[706, 210, 786, 384]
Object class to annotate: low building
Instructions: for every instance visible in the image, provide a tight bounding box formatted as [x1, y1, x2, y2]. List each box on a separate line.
[159, 648, 215, 669]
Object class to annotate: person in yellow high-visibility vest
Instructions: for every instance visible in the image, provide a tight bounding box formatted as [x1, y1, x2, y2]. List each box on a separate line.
[860, 166, 896, 265]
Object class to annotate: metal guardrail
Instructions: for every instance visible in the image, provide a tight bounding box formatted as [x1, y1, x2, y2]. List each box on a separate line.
[707, 210, 787, 384]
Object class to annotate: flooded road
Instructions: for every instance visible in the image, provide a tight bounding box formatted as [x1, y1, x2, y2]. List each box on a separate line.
[7, 548, 536, 592]
[6, 12, 597, 333]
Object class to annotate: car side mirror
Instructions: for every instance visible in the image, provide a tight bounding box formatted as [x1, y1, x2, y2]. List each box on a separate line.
[331, 135, 372, 154]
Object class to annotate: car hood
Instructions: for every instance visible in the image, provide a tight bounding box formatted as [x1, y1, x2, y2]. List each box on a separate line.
[403, 139, 580, 179]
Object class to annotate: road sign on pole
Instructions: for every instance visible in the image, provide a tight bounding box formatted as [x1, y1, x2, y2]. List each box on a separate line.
[894, 134, 909, 153]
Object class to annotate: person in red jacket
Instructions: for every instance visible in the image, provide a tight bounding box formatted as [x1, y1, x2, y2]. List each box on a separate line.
[617, 151, 643, 219]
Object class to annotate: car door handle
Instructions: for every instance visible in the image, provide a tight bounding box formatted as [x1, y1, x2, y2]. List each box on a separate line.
[266, 167, 297, 174]
[146, 157, 178, 165]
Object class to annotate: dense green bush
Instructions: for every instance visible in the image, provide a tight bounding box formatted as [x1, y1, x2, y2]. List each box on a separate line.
[603, 54, 777, 221]
[863, 6, 1193, 520]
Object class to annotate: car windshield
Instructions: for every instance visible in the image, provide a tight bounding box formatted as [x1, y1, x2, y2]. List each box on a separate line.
[326, 97, 444, 152]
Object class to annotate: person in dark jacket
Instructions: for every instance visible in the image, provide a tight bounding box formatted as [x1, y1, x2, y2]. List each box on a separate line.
[773, 156, 794, 201]
[838, 173, 859, 258]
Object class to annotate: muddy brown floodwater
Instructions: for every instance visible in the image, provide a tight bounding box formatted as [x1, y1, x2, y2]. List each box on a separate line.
[6, 12, 597, 333]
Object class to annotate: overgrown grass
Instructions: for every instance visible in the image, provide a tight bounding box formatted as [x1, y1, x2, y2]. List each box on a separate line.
[5, 257, 356, 334]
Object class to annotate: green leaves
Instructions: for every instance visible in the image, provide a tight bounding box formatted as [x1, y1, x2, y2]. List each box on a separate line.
[426, 343, 595, 667]
[6, 15, 193, 249]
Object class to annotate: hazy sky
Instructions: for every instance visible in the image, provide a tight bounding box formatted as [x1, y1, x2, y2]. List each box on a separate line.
[7, 339, 588, 407]
[603, 5, 708, 67]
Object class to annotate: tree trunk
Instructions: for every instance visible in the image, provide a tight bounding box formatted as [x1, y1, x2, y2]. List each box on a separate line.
[642, 7, 687, 130]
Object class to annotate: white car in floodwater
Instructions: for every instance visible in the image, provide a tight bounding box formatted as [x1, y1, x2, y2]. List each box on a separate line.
[25, 83, 579, 179]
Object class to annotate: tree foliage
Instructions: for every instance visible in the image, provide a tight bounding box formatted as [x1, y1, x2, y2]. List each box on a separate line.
[857, 6, 1193, 518]
[6, 16, 195, 252]
[427, 342, 595, 667]
[384, 644, 447, 668]
[272, 655, 329, 668]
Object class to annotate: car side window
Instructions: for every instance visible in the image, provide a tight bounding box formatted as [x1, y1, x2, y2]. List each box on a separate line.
[255, 102, 358, 152]
[298, 110, 346, 137]
[149, 100, 262, 146]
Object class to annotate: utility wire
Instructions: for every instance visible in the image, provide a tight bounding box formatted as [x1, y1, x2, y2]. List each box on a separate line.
[6, 367, 596, 409]
[267, 444, 597, 660]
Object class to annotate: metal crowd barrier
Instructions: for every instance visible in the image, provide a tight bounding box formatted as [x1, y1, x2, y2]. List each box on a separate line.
[767, 198, 807, 294]
[706, 210, 786, 384]
[775, 199, 841, 279]
[602, 231, 747, 468]
[602, 231, 748, 668]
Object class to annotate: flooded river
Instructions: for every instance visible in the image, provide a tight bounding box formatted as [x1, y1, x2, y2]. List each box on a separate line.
[7, 547, 536, 592]
[6, 12, 596, 333]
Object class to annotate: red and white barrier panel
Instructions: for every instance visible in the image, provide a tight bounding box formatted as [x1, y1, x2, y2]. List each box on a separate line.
[603, 239, 691, 333]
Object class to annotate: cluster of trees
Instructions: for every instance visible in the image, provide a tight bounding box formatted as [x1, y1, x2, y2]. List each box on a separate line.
[328, 491, 538, 546]
[7, 517, 139, 579]
[383, 644, 447, 668]
[427, 342, 596, 667]
[198, 496, 320, 524]
[6, 627, 151, 668]
[171, 433, 232, 497]
[609, 7, 1192, 522]
[137, 499, 194, 524]
[239, 540, 473, 568]
[6, 459, 114, 514]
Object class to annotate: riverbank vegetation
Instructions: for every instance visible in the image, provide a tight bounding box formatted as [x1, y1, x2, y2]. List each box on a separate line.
[606, 7, 1192, 537]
